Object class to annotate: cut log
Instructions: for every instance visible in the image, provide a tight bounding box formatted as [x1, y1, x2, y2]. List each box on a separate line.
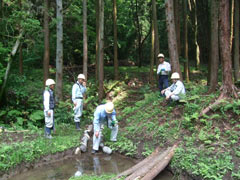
[141, 145, 177, 180]
[125, 148, 171, 180]
[111, 148, 160, 180]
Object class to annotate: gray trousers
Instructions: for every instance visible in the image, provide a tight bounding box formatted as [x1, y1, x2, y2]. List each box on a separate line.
[74, 99, 83, 122]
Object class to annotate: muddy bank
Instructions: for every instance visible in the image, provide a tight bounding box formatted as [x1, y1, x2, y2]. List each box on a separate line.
[0, 147, 75, 180]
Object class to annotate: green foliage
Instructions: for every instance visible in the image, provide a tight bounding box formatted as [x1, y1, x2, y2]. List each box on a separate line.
[69, 174, 115, 180]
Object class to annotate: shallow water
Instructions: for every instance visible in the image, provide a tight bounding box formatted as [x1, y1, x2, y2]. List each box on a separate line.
[8, 153, 174, 180]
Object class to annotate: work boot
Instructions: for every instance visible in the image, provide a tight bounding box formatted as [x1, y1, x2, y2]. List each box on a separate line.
[75, 122, 81, 131]
[45, 133, 53, 139]
[91, 149, 96, 154]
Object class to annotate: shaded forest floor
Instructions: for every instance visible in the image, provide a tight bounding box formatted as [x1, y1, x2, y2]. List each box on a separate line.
[0, 66, 240, 180]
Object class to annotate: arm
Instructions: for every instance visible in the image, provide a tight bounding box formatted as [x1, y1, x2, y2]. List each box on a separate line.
[72, 84, 77, 103]
[43, 91, 51, 116]
[166, 62, 171, 72]
[157, 64, 161, 75]
[93, 110, 101, 137]
[172, 81, 183, 95]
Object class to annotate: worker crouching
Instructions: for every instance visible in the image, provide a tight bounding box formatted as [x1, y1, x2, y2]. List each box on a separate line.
[92, 102, 118, 154]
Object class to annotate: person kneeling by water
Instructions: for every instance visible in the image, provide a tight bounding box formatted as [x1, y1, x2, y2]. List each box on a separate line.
[92, 102, 118, 154]
[161, 72, 186, 102]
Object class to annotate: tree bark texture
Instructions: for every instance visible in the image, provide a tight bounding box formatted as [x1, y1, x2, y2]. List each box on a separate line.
[113, 0, 119, 80]
[209, 0, 219, 93]
[230, 0, 234, 53]
[183, 0, 189, 82]
[43, 0, 50, 86]
[233, 0, 240, 81]
[219, 0, 237, 98]
[95, 0, 99, 81]
[152, 0, 160, 71]
[165, 0, 182, 79]
[141, 145, 177, 180]
[150, 1, 155, 85]
[83, 0, 88, 80]
[98, 0, 104, 101]
[174, 0, 181, 56]
[56, 0, 63, 102]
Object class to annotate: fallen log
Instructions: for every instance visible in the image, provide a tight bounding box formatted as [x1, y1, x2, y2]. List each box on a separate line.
[111, 148, 160, 180]
[141, 144, 177, 180]
[125, 148, 171, 180]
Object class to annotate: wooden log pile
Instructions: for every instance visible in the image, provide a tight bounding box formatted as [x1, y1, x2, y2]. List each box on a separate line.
[112, 144, 177, 180]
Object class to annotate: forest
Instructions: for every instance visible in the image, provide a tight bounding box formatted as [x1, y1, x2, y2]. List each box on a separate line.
[0, 0, 240, 180]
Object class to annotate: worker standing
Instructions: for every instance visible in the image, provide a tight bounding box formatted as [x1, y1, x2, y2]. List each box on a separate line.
[72, 74, 87, 130]
[157, 53, 171, 95]
[92, 102, 118, 154]
[43, 79, 56, 139]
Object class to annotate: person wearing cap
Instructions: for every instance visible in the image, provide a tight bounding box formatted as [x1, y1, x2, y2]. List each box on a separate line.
[43, 79, 56, 139]
[157, 53, 171, 95]
[92, 102, 118, 154]
[72, 74, 87, 130]
[161, 72, 186, 101]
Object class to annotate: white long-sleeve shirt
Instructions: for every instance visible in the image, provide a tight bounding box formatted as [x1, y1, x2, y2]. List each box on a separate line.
[72, 81, 87, 102]
[157, 61, 171, 75]
[43, 90, 50, 111]
[167, 80, 186, 95]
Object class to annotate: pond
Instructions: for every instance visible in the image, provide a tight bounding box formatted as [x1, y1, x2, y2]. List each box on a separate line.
[8, 153, 174, 180]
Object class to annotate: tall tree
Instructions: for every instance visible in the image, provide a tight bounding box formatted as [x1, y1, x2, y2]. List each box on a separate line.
[219, 0, 237, 98]
[230, 0, 234, 52]
[152, 0, 159, 67]
[183, 0, 189, 82]
[95, 0, 99, 81]
[98, 0, 104, 101]
[19, 43, 23, 75]
[83, 0, 88, 80]
[208, 0, 219, 93]
[150, 0, 155, 85]
[233, 0, 239, 81]
[165, 0, 182, 78]
[113, 0, 119, 80]
[174, 0, 181, 56]
[43, 0, 50, 86]
[55, 0, 63, 101]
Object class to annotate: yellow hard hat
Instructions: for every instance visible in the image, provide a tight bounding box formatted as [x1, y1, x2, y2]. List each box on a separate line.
[105, 102, 114, 114]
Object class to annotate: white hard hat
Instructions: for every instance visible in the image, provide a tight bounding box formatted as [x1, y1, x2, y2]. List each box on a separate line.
[105, 102, 114, 114]
[77, 74, 85, 80]
[171, 72, 180, 79]
[45, 79, 55, 86]
[157, 53, 164, 58]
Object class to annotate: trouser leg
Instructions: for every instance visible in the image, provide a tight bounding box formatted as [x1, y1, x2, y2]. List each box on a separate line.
[110, 124, 118, 142]
[93, 130, 102, 151]
[163, 75, 169, 89]
[158, 76, 164, 92]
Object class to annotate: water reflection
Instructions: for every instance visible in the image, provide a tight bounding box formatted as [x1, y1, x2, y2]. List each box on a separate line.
[7, 153, 135, 180]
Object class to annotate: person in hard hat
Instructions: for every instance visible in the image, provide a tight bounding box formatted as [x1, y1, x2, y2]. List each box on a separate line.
[92, 102, 118, 154]
[43, 79, 56, 139]
[157, 53, 171, 95]
[72, 74, 87, 130]
[161, 72, 186, 101]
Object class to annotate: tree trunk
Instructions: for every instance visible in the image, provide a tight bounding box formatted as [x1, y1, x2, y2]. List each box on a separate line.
[98, 0, 104, 101]
[83, 0, 88, 81]
[43, 0, 50, 86]
[0, 32, 23, 102]
[233, 0, 240, 81]
[193, 0, 200, 70]
[150, 1, 155, 85]
[165, 0, 182, 79]
[19, 43, 23, 75]
[56, 0, 63, 102]
[183, 0, 189, 82]
[95, 0, 99, 81]
[113, 0, 119, 80]
[174, 0, 181, 56]
[219, 0, 237, 98]
[152, 0, 159, 72]
[209, 0, 219, 93]
[141, 145, 177, 180]
[230, 0, 234, 53]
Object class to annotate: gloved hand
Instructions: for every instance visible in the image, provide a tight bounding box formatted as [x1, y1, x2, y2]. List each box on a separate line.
[111, 121, 116, 127]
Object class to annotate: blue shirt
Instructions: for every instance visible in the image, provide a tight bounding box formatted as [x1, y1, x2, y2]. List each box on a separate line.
[93, 104, 117, 132]
[72, 81, 87, 102]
